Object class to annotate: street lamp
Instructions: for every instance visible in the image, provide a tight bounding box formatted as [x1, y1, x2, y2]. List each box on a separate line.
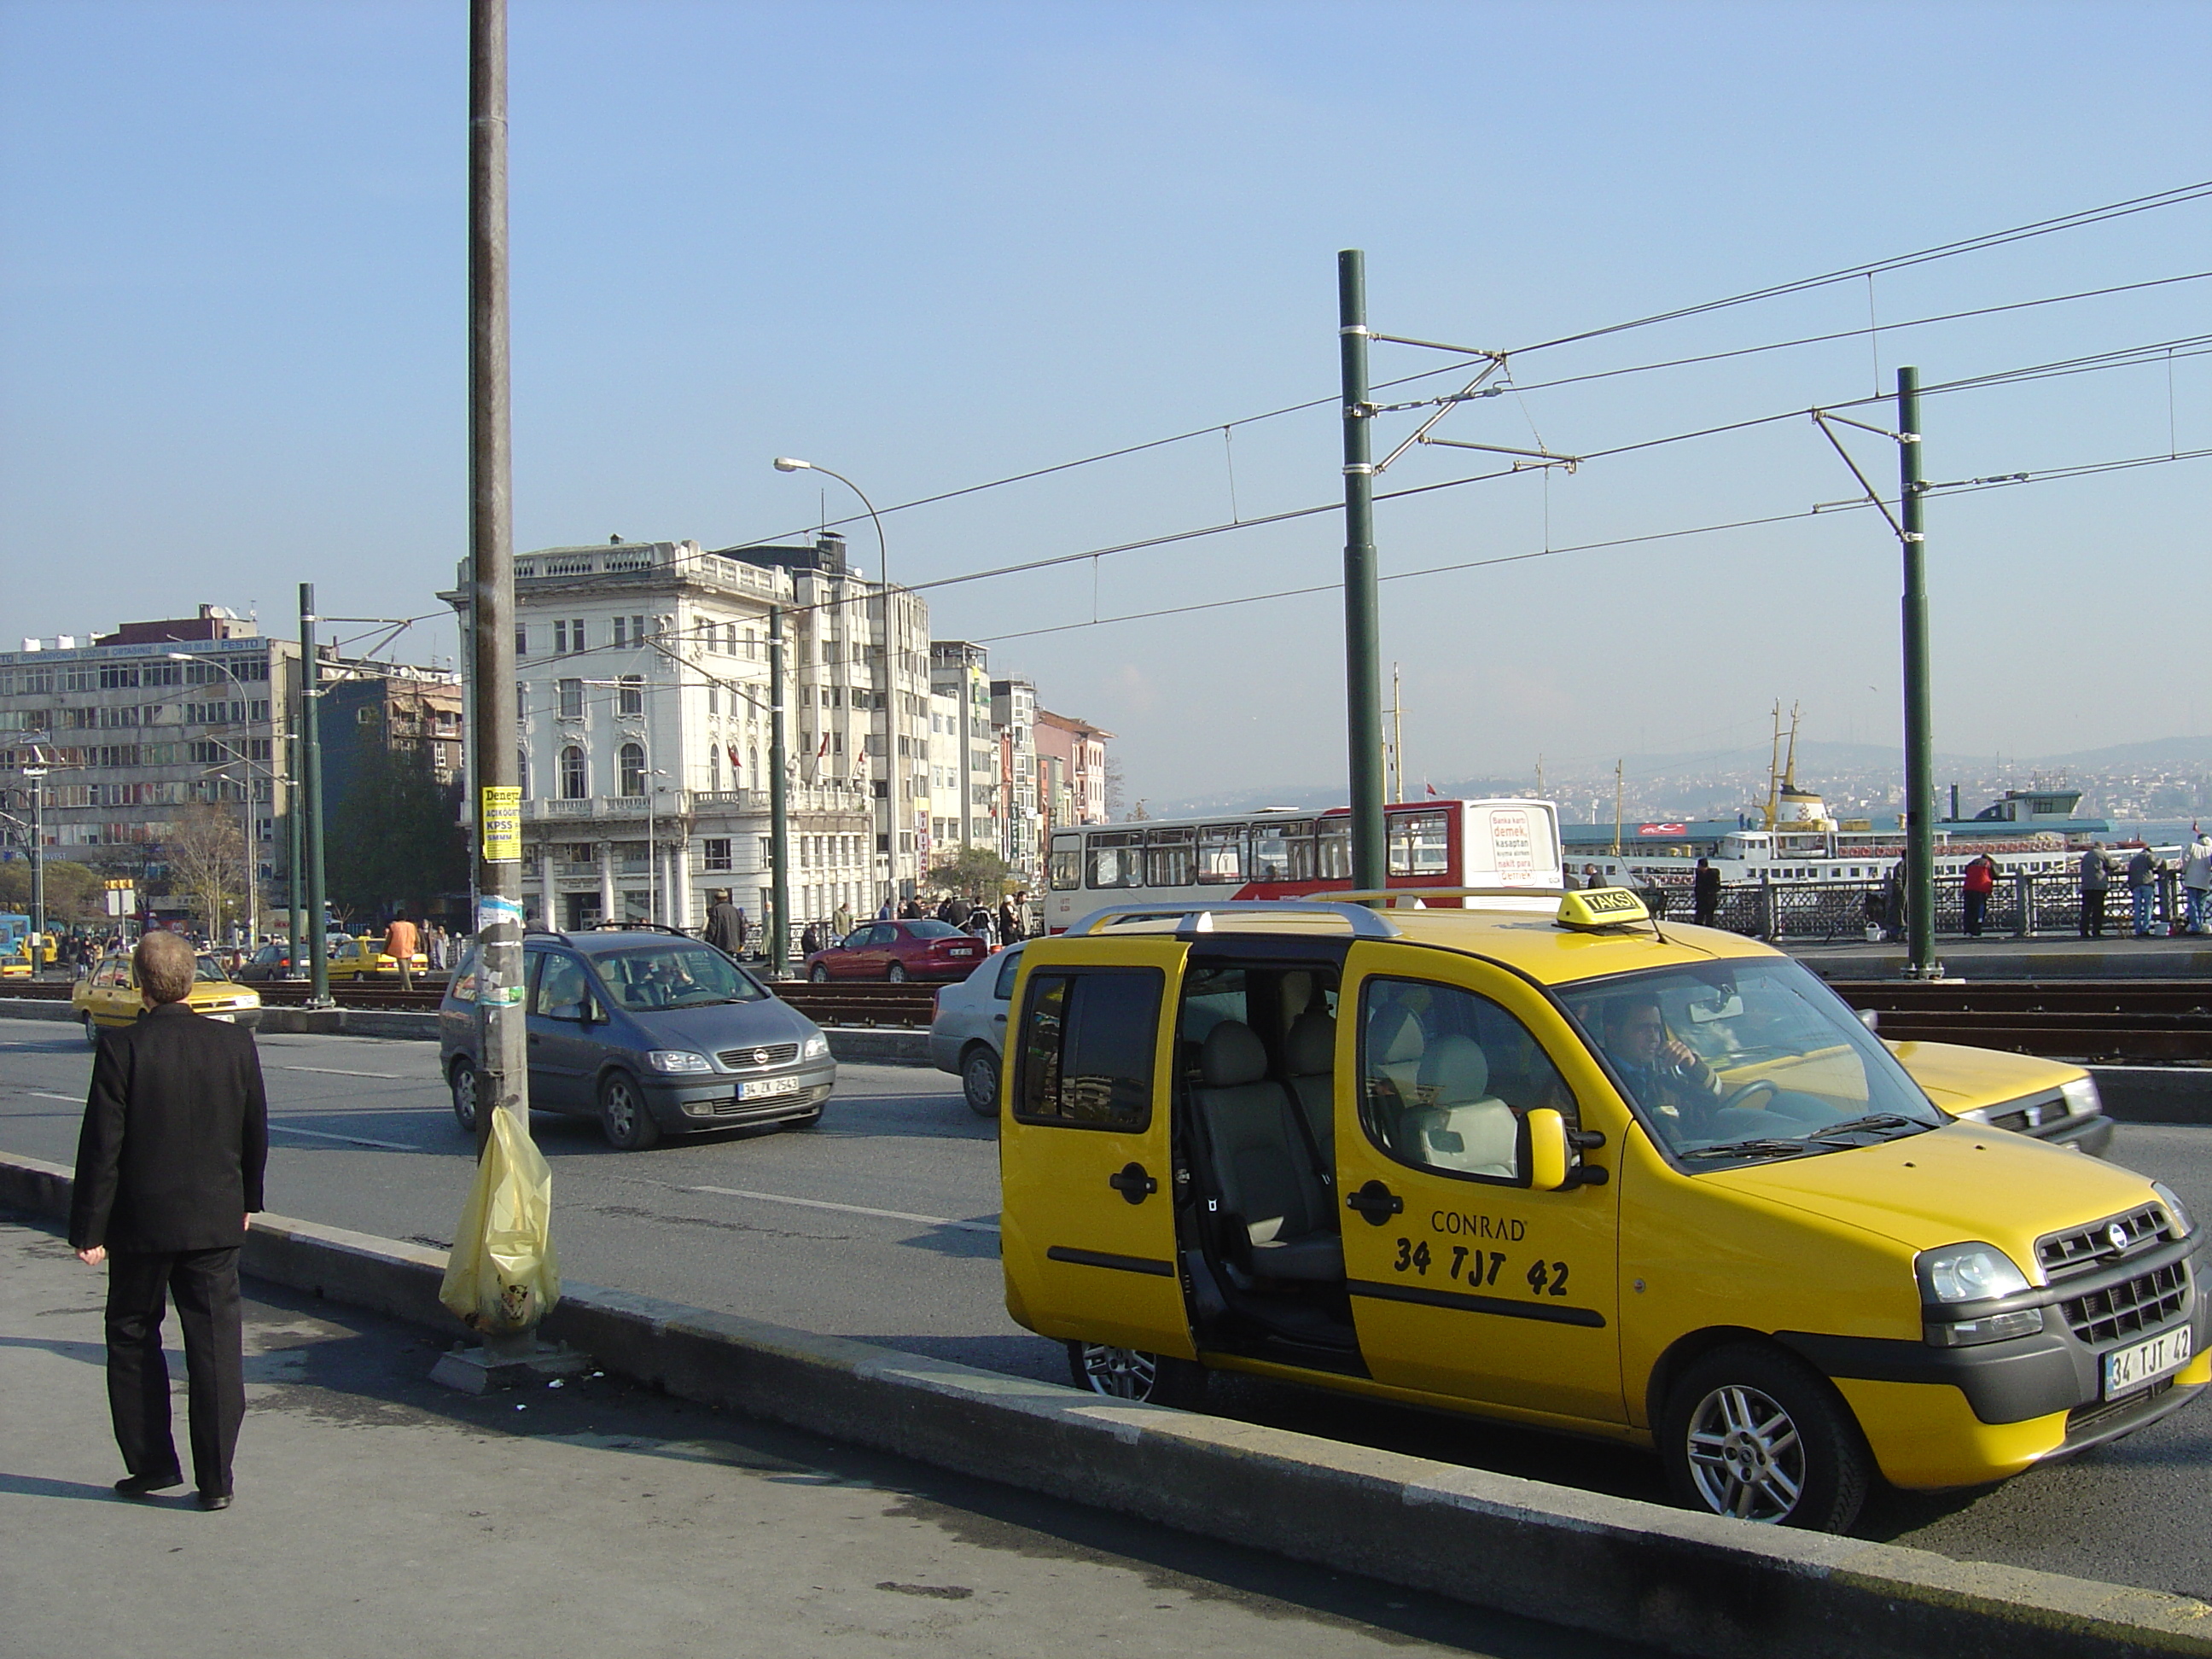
[170, 652, 264, 950]
[771, 457, 901, 911]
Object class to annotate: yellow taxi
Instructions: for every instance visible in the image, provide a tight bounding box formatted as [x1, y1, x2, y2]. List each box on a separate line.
[323, 934, 428, 982]
[74, 947, 263, 1044]
[999, 889, 2204, 1533]
[1889, 1039, 2112, 1155]
[1, 936, 57, 977]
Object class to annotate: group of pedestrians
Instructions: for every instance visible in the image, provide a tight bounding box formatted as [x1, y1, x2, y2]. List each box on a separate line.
[2076, 828, 2212, 938]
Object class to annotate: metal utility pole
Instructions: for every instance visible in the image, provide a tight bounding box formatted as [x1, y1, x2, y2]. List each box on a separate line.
[1897, 366, 1940, 979]
[24, 765, 46, 975]
[768, 606, 790, 976]
[299, 585, 330, 1005]
[1338, 250, 1387, 893]
[469, 0, 527, 1134]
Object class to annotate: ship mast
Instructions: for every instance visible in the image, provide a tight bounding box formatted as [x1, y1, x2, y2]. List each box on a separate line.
[1763, 701, 1782, 830]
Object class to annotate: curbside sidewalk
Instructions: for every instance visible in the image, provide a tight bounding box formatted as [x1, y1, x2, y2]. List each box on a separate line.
[4, 1148, 2209, 1659]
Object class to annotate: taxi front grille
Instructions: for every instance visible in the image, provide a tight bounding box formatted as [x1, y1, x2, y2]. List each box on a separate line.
[717, 1041, 799, 1070]
[2039, 1205, 2170, 1279]
[1978, 1088, 2067, 1135]
[2059, 1261, 2189, 1347]
[2067, 1377, 2173, 1436]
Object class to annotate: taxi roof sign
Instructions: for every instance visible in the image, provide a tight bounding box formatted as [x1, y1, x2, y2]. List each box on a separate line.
[1557, 886, 1650, 931]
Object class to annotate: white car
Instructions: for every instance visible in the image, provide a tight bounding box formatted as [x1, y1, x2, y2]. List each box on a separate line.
[928, 943, 1024, 1115]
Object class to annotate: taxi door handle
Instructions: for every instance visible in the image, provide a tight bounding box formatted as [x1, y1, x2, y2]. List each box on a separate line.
[1108, 1161, 1158, 1204]
[1346, 1179, 1404, 1225]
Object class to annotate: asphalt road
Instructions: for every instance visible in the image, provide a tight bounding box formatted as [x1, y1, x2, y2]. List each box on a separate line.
[3, 1015, 2208, 1600]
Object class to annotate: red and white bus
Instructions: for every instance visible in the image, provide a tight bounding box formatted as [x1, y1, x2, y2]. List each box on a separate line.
[1040, 798, 1564, 933]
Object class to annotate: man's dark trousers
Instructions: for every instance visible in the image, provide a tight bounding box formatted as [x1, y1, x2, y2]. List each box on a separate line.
[106, 1247, 244, 1490]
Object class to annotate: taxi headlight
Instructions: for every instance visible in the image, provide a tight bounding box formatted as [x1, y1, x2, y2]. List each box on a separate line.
[2152, 1180, 2194, 1238]
[647, 1049, 714, 1074]
[2059, 1075, 2103, 1118]
[801, 1032, 830, 1061]
[1919, 1243, 2031, 1304]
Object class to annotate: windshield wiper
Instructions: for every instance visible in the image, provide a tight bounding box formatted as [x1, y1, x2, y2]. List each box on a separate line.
[1803, 1113, 1921, 1143]
[1679, 1138, 1813, 1162]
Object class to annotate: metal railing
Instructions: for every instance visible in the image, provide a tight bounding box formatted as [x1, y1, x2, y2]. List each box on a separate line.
[1663, 870, 2199, 942]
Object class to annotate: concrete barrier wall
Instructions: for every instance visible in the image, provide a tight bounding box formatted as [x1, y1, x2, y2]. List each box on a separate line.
[5, 1149, 2207, 1659]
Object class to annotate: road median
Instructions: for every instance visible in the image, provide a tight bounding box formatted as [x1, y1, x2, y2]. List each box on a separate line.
[3, 1147, 2208, 1658]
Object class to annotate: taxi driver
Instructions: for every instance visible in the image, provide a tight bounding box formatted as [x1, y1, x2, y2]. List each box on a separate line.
[1601, 995, 1720, 1124]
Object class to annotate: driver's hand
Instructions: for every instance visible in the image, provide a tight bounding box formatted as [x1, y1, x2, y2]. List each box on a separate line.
[1662, 1039, 1715, 1088]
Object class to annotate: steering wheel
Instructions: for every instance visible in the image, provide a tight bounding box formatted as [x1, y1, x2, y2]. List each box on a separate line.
[1716, 1078, 1779, 1114]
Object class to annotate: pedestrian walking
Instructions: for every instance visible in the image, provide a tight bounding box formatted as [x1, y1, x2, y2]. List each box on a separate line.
[964, 903, 993, 945]
[383, 912, 419, 992]
[997, 895, 1023, 946]
[1691, 858, 1721, 928]
[1883, 863, 1907, 943]
[1961, 854, 1996, 939]
[899, 897, 923, 921]
[70, 929, 269, 1511]
[800, 921, 824, 958]
[831, 900, 853, 940]
[2079, 843, 2112, 939]
[704, 890, 748, 957]
[935, 894, 963, 924]
[2182, 826, 2212, 935]
[2127, 847, 2160, 938]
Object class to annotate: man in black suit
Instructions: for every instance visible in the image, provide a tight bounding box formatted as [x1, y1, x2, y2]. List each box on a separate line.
[71, 928, 269, 1511]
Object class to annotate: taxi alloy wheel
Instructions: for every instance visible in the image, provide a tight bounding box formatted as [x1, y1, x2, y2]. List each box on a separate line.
[1066, 1342, 1206, 1409]
[599, 1071, 661, 1151]
[1664, 1343, 1870, 1532]
[449, 1062, 480, 1135]
[960, 1045, 1000, 1117]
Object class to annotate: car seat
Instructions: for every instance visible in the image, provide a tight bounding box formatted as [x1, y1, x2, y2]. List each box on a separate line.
[1400, 1034, 1519, 1178]
[1193, 1021, 1342, 1283]
[1284, 1010, 1336, 1156]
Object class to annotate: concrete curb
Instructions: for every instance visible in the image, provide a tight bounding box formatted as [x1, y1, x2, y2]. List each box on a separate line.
[2088, 1067, 2212, 1125]
[5, 1151, 2208, 1658]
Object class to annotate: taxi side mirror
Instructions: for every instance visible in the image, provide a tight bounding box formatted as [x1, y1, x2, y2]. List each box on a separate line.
[1527, 1109, 1572, 1191]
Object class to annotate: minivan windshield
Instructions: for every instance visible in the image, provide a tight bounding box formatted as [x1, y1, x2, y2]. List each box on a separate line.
[1557, 958, 1942, 1167]
[594, 944, 767, 1011]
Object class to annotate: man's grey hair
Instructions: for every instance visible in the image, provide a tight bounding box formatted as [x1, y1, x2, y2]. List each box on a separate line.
[135, 930, 196, 1004]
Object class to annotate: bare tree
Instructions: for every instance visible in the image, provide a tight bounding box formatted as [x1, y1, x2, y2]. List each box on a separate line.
[164, 802, 246, 938]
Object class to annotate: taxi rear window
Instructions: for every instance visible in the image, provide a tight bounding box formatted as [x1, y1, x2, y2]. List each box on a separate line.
[1014, 969, 1162, 1129]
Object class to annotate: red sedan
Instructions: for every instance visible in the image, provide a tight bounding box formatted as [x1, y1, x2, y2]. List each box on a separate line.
[804, 919, 990, 982]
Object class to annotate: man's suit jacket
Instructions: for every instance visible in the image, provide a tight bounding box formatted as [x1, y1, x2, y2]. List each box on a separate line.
[70, 1001, 269, 1254]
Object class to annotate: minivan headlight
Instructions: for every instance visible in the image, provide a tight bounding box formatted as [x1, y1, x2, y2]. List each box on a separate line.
[1919, 1243, 2031, 1304]
[647, 1049, 714, 1074]
[801, 1032, 830, 1061]
[2059, 1075, 2103, 1118]
[2152, 1181, 2194, 1238]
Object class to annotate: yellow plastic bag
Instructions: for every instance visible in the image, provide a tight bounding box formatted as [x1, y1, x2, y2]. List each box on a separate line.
[439, 1108, 561, 1334]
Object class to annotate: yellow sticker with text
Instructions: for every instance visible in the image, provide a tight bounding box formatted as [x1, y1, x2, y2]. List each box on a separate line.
[480, 786, 522, 863]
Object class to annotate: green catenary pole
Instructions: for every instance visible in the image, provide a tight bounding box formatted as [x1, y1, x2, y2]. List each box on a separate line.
[768, 605, 789, 976]
[1897, 366, 1939, 979]
[286, 731, 304, 973]
[1338, 250, 1387, 894]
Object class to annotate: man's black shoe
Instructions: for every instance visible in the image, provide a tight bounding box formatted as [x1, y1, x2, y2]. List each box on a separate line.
[114, 1470, 183, 1496]
[197, 1490, 232, 1511]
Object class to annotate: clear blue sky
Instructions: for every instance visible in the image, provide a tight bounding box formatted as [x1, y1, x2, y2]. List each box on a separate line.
[4, 1, 2208, 806]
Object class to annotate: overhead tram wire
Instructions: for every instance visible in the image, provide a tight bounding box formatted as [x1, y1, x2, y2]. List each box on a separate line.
[971, 442, 2212, 646]
[705, 181, 2212, 555]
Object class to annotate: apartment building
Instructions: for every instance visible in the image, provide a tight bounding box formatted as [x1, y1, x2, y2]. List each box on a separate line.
[446, 534, 925, 934]
[989, 676, 1039, 884]
[1036, 707, 1114, 832]
[928, 640, 999, 861]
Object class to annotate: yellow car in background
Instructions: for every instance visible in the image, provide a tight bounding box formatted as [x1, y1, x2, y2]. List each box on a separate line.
[1889, 1039, 2113, 1156]
[1, 937, 57, 977]
[73, 949, 262, 1044]
[323, 933, 429, 982]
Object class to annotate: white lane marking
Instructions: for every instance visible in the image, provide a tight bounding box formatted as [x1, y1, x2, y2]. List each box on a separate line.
[266, 1123, 420, 1152]
[276, 1065, 412, 1079]
[690, 1185, 998, 1234]
[22, 1091, 81, 1103]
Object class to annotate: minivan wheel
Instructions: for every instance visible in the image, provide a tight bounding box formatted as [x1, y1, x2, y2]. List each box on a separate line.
[809, 963, 830, 982]
[961, 1045, 1000, 1117]
[887, 963, 908, 983]
[598, 1071, 661, 1151]
[1067, 1342, 1207, 1410]
[448, 1061, 481, 1135]
[1662, 1342, 1871, 1532]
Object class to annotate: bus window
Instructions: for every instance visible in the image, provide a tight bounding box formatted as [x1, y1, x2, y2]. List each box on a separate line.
[1250, 822, 1291, 882]
[1197, 824, 1244, 886]
[1388, 810, 1450, 876]
[1318, 819, 1352, 880]
[1049, 835, 1083, 891]
[1086, 831, 1142, 889]
[1145, 828, 1194, 888]
[1283, 820, 1318, 881]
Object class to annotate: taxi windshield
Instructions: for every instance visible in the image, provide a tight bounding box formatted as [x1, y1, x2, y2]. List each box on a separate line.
[1557, 958, 1941, 1167]
[594, 944, 765, 1011]
[195, 954, 231, 983]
